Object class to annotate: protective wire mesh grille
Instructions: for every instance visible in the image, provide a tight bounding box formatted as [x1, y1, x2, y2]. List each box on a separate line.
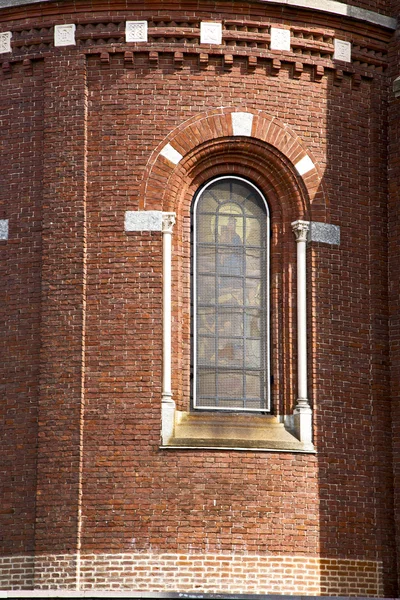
[194, 178, 269, 411]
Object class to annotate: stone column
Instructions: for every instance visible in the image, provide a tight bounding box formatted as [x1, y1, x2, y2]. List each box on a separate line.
[291, 220, 312, 446]
[161, 212, 176, 444]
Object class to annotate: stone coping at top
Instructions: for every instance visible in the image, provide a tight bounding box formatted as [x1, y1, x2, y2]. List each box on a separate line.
[0, 594, 399, 599]
[0, 0, 396, 30]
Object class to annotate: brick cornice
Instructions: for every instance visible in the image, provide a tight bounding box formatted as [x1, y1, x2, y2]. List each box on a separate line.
[0, 0, 396, 30]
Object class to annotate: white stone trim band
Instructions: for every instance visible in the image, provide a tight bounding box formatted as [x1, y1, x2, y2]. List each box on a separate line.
[283, 0, 396, 29]
[270, 27, 291, 51]
[160, 143, 183, 165]
[54, 24, 76, 46]
[334, 39, 352, 62]
[394, 76, 400, 98]
[0, 552, 384, 595]
[125, 21, 148, 43]
[309, 221, 340, 245]
[0, 0, 395, 30]
[125, 210, 163, 231]
[295, 155, 315, 176]
[0, 219, 9, 240]
[0, 31, 12, 53]
[200, 22, 223, 44]
[232, 112, 254, 136]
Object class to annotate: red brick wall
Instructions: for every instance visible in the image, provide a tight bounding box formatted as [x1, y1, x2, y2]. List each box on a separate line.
[0, 0, 398, 595]
[388, 3, 400, 591]
[0, 59, 43, 557]
[318, 68, 396, 593]
[83, 55, 322, 555]
[32, 50, 89, 563]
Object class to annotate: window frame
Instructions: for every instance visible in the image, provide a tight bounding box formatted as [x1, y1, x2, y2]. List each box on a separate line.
[192, 175, 271, 413]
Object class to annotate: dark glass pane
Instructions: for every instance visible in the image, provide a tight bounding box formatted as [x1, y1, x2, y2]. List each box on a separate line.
[245, 309, 261, 337]
[245, 279, 261, 306]
[218, 278, 243, 305]
[197, 246, 216, 273]
[245, 399, 264, 409]
[198, 370, 216, 397]
[198, 307, 216, 335]
[217, 372, 244, 399]
[195, 177, 268, 411]
[197, 214, 215, 243]
[245, 218, 261, 245]
[230, 182, 253, 203]
[217, 247, 243, 276]
[197, 396, 218, 408]
[245, 248, 261, 276]
[218, 309, 243, 337]
[218, 202, 243, 216]
[210, 180, 230, 204]
[218, 338, 243, 366]
[218, 399, 244, 409]
[197, 192, 218, 213]
[243, 198, 266, 218]
[197, 337, 216, 365]
[218, 214, 244, 246]
[245, 339, 261, 368]
[197, 275, 216, 304]
[245, 372, 261, 398]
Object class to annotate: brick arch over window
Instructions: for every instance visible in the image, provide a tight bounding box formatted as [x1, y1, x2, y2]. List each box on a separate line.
[147, 109, 328, 422]
[139, 107, 329, 224]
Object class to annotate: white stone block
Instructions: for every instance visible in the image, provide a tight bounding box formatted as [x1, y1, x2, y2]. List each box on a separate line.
[54, 24, 76, 47]
[293, 405, 313, 447]
[200, 22, 222, 45]
[295, 155, 315, 176]
[0, 32, 12, 54]
[309, 222, 340, 245]
[232, 112, 254, 137]
[394, 76, 400, 98]
[160, 143, 183, 165]
[334, 39, 351, 62]
[270, 27, 291, 51]
[125, 21, 148, 43]
[125, 211, 163, 232]
[0, 219, 9, 240]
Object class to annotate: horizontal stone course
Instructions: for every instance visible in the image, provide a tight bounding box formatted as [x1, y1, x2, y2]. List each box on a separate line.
[0, 553, 383, 595]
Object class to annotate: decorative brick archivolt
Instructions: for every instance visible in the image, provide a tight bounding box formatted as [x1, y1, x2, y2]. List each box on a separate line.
[135, 108, 332, 449]
[139, 107, 329, 223]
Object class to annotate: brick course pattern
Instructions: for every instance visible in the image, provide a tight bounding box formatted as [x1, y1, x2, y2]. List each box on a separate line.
[0, 554, 384, 596]
[0, 0, 399, 597]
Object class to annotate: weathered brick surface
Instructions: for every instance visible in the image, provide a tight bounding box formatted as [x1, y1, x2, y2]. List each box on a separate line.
[388, 0, 400, 592]
[33, 50, 88, 557]
[0, 59, 43, 558]
[0, 0, 398, 596]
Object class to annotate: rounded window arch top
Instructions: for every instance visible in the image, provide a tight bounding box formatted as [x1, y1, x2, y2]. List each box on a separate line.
[193, 175, 271, 413]
[193, 175, 270, 220]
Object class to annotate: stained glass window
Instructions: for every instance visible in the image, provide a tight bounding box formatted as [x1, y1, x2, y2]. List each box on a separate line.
[193, 176, 270, 411]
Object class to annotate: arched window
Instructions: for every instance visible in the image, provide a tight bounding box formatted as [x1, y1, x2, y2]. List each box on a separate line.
[193, 176, 270, 412]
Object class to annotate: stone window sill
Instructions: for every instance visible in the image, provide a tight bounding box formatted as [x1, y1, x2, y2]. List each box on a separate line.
[160, 411, 315, 453]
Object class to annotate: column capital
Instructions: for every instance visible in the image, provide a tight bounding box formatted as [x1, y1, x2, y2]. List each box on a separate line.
[162, 212, 176, 234]
[291, 220, 309, 243]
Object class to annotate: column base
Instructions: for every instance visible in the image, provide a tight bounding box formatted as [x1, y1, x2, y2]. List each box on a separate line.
[161, 393, 176, 445]
[293, 401, 313, 449]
